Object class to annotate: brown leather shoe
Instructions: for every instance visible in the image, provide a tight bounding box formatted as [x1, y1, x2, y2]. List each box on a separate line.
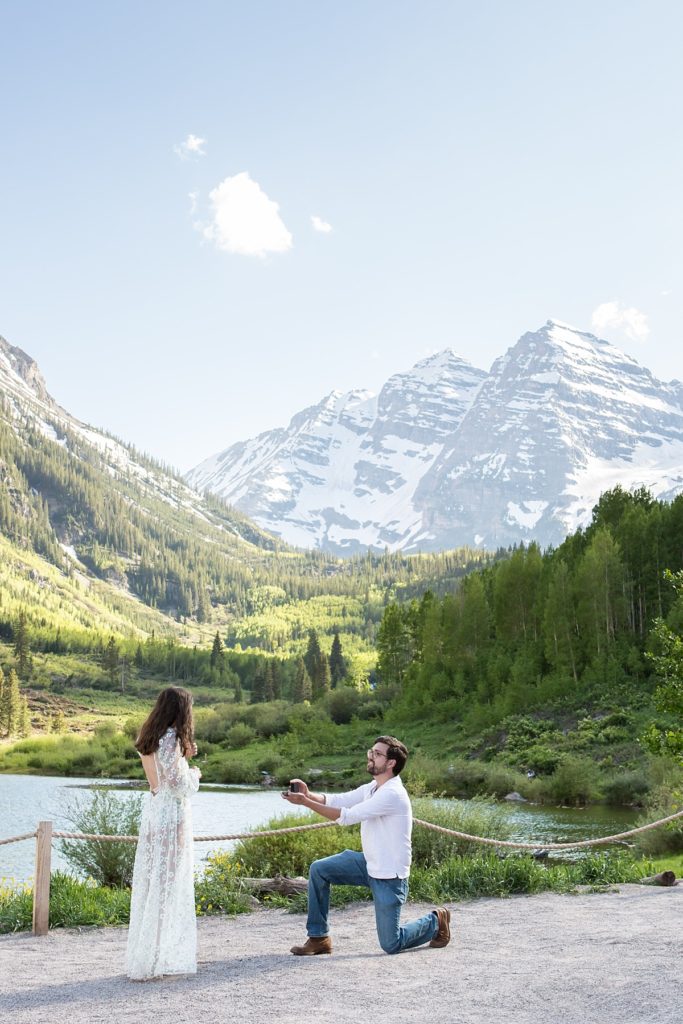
[429, 907, 451, 948]
[290, 936, 332, 956]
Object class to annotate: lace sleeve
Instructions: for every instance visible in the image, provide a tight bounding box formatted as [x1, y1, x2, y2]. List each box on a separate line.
[157, 729, 200, 798]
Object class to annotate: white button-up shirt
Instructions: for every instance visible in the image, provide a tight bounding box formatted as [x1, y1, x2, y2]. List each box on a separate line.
[325, 775, 412, 879]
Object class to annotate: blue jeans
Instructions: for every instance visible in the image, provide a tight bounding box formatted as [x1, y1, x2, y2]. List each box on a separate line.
[306, 849, 438, 954]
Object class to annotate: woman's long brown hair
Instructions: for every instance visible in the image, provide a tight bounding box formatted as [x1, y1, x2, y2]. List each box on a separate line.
[135, 686, 194, 756]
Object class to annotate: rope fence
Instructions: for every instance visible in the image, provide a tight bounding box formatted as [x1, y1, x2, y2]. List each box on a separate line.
[4, 805, 682, 850]
[2, 806, 681, 936]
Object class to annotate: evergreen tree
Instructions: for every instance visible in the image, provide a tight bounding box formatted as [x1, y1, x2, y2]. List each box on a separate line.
[2, 668, 21, 737]
[103, 635, 119, 685]
[14, 609, 31, 678]
[329, 631, 347, 686]
[293, 657, 312, 703]
[210, 631, 225, 671]
[233, 677, 243, 703]
[265, 661, 275, 701]
[271, 659, 283, 700]
[304, 629, 322, 682]
[251, 664, 266, 703]
[312, 654, 331, 700]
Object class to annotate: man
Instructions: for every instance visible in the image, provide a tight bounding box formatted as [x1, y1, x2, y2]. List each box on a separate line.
[283, 735, 451, 956]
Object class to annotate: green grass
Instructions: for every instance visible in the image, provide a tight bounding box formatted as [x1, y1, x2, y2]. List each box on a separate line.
[649, 853, 683, 876]
[0, 849, 657, 935]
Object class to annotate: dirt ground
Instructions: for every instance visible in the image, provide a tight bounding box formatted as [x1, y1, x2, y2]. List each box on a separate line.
[1, 885, 681, 1024]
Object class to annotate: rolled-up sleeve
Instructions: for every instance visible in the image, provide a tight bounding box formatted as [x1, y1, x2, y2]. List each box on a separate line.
[325, 783, 372, 812]
[335, 785, 403, 826]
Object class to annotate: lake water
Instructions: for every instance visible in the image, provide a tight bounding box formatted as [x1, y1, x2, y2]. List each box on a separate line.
[0, 774, 640, 883]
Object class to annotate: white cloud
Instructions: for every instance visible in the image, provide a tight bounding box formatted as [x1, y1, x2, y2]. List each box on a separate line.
[311, 215, 333, 234]
[174, 134, 207, 160]
[188, 191, 199, 214]
[591, 301, 650, 343]
[202, 172, 292, 258]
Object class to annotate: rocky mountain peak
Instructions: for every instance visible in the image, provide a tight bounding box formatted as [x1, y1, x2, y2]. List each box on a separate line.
[0, 336, 52, 405]
[187, 321, 683, 554]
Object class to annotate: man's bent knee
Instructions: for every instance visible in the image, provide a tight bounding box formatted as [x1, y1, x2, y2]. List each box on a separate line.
[379, 936, 402, 955]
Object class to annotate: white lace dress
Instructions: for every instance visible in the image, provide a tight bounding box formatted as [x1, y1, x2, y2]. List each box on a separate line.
[126, 728, 200, 980]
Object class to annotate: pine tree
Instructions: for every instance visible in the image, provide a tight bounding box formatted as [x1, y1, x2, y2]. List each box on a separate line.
[293, 657, 312, 703]
[329, 631, 347, 687]
[233, 677, 243, 703]
[270, 659, 282, 700]
[210, 631, 225, 670]
[14, 609, 31, 679]
[2, 668, 21, 737]
[304, 629, 322, 682]
[312, 655, 331, 700]
[251, 664, 266, 704]
[264, 661, 275, 702]
[104, 636, 119, 685]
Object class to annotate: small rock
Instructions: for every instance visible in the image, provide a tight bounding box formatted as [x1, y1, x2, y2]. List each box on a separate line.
[504, 791, 528, 802]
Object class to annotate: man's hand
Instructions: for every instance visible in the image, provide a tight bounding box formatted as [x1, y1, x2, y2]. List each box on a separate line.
[282, 778, 310, 805]
[282, 789, 308, 805]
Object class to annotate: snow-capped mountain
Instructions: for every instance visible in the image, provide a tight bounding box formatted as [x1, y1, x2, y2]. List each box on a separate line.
[187, 351, 487, 553]
[187, 321, 683, 553]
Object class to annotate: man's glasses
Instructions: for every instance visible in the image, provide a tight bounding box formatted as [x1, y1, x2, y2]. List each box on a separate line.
[367, 748, 389, 760]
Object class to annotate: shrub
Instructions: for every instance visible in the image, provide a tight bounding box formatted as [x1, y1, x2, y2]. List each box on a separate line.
[523, 744, 563, 776]
[355, 699, 384, 720]
[194, 855, 254, 916]
[543, 756, 601, 806]
[601, 770, 650, 807]
[59, 789, 142, 886]
[243, 702, 291, 738]
[226, 723, 257, 749]
[324, 687, 361, 725]
[232, 812, 361, 876]
[411, 797, 511, 865]
[633, 784, 683, 856]
[216, 759, 261, 784]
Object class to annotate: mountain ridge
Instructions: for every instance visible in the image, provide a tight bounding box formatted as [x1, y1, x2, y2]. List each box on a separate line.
[187, 319, 683, 553]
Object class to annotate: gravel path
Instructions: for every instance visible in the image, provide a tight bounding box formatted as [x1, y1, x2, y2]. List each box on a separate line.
[2, 885, 681, 1024]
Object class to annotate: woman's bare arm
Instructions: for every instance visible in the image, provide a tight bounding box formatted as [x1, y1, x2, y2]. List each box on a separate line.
[140, 752, 160, 794]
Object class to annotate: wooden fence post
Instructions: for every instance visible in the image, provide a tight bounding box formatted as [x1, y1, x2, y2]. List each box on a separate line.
[32, 820, 53, 936]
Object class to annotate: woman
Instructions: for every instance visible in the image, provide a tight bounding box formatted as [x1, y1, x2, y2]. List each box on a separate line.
[126, 686, 201, 981]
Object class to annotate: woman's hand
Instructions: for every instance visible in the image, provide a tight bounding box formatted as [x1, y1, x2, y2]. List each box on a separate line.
[184, 741, 198, 759]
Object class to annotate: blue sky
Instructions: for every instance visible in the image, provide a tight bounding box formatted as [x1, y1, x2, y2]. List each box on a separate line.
[1, 1, 682, 470]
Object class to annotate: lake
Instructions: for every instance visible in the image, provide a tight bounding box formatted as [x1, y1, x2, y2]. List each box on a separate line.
[0, 774, 640, 883]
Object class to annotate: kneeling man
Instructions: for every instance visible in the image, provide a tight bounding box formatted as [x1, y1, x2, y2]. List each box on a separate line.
[283, 735, 451, 956]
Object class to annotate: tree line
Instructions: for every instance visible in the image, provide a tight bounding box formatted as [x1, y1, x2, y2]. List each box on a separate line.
[375, 487, 683, 732]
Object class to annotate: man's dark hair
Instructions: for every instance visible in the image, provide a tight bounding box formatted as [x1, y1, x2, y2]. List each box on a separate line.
[375, 735, 408, 775]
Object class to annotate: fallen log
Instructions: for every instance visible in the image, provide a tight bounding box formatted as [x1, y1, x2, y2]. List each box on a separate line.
[640, 870, 677, 887]
[238, 875, 308, 896]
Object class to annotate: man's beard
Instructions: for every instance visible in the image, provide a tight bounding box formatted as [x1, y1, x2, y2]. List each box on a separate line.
[366, 760, 381, 776]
